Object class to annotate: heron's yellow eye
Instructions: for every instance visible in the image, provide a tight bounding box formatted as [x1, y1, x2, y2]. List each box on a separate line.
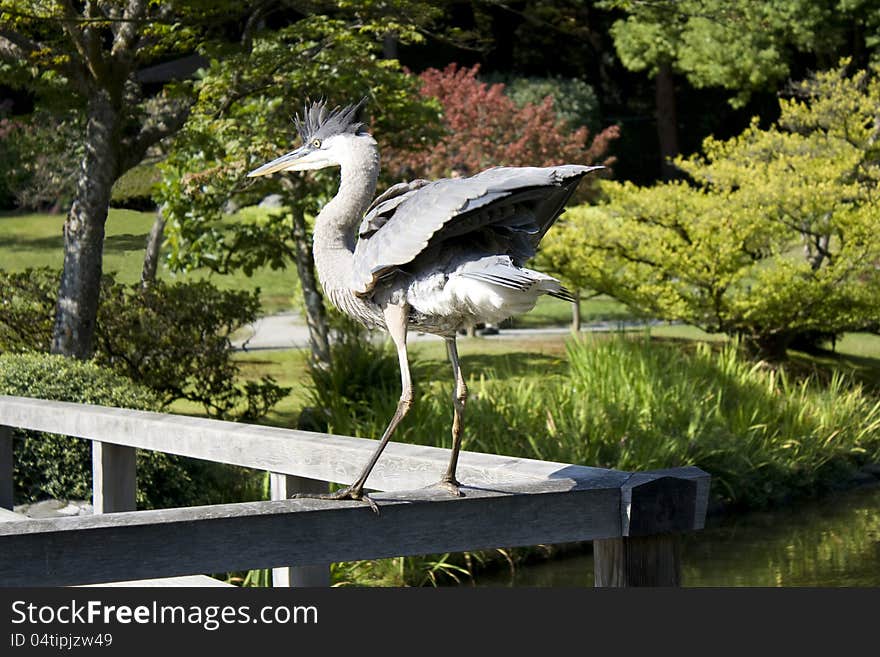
[312, 139, 322, 148]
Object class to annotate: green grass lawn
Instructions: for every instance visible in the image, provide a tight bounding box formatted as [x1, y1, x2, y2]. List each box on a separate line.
[223, 328, 880, 441]
[0, 209, 155, 278]
[221, 332, 574, 429]
[231, 349, 312, 427]
[0, 209, 297, 313]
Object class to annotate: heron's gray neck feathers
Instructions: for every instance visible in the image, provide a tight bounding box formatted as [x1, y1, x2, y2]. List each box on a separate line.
[313, 136, 379, 295]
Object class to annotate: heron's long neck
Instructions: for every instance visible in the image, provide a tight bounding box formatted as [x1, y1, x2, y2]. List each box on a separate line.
[312, 136, 379, 294]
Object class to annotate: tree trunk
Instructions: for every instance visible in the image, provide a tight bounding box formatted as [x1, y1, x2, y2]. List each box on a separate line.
[745, 333, 791, 363]
[51, 90, 119, 359]
[572, 291, 581, 333]
[655, 62, 680, 180]
[290, 203, 332, 369]
[141, 206, 166, 288]
[383, 32, 399, 60]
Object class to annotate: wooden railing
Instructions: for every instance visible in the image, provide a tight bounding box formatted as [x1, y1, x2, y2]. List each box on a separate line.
[0, 395, 710, 587]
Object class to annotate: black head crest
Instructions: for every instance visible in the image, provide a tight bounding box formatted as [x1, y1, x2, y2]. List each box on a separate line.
[294, 97, 369, 144]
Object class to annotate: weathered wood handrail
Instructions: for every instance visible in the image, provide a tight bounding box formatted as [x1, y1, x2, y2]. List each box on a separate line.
[0, 396, 599, 490]
[0, 395, 710, 587]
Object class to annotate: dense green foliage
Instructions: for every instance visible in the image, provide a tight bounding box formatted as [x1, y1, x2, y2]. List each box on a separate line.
[0, 268, 287, 420]
[303, 319, 402, 433]
[602, 0, 880, 107]
[0, 109, 82, 211]
[543, 63, 880, 358]
[497, 75, 602, 130]
[95, 278, 288, 420]
[0, 268, 56, 352]
[0, 353, 197, 508]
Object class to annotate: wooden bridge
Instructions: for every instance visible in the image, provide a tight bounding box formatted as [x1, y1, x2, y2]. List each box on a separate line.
[0, 395, 710, 587]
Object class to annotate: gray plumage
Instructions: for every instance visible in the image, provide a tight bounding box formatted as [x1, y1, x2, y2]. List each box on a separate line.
[248, 99, 602, 510]
[353, 165, 589, 298]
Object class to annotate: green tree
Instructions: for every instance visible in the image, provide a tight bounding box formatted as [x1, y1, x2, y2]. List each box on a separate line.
[0, 1, 257, 358]
[3, 108, 82, 211]
[558, 62, 880, 359]
[157, 11, 441, 368]
[492, 74, 602, 132]
[600, 0, 880, 177]
[534, 204, 608, 331]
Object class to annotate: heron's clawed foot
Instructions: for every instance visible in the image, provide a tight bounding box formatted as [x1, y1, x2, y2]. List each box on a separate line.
[292, 486, 380, 514]
[435, 478, 465, 497]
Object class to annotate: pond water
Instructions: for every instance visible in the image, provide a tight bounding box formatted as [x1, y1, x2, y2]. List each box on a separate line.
[472, 484, 880, 587]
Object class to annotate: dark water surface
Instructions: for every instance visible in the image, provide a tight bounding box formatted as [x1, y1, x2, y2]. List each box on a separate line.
[473, 484, 880, 587]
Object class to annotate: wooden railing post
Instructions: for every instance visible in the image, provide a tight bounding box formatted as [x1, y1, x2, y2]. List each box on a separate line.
[594, 469, 707, 587]
[593, 535, 681, 586]
[0, 426, 13, 510]
[92, 442, 137, 513]
[270, 473, 331, 587]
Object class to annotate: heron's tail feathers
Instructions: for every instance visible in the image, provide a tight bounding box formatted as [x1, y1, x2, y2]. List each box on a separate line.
[452, 258, 574, 319]
[548, 285, 576, 303]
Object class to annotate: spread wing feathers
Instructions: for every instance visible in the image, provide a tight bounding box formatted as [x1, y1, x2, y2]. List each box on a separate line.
[352, 165, 601, 295]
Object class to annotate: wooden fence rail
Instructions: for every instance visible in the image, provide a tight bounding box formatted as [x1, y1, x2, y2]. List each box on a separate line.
[0, 395, 710, 587]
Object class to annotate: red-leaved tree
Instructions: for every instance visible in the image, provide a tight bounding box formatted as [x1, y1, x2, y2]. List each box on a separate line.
[383, 63, 619, 185]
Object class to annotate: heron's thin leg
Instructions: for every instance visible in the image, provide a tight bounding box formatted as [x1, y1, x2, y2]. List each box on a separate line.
[294, 304, 412, 513]
[438, 336, 467, 496]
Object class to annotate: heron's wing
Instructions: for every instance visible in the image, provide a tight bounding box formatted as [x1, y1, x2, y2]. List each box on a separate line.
[352, 165, 602, 295]
[358, 179, 431, 238]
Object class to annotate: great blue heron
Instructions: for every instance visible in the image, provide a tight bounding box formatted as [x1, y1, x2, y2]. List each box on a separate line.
[248, 99, 601, 511]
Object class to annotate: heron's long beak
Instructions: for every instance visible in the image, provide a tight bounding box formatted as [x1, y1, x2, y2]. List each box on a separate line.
[247, 146, 332, 177]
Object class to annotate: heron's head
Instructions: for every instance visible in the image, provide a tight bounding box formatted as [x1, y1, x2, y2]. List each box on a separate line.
[247, 98, 372, 177]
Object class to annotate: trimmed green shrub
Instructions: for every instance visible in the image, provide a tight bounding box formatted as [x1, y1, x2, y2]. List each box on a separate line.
[95, 277, 289, 421]
[110, 162, 161, 211]
[0, 353, 197, 508]
[0, 268, 56, 353]
[0, 268, 289, 421]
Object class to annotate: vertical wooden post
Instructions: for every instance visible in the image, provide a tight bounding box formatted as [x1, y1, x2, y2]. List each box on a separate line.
[92, 442, 137, 514]
[270, 473, 331, 587]
[0, 426, 13, 510]
[594, 470, 702, 587]
[593, 535, 681, 586]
